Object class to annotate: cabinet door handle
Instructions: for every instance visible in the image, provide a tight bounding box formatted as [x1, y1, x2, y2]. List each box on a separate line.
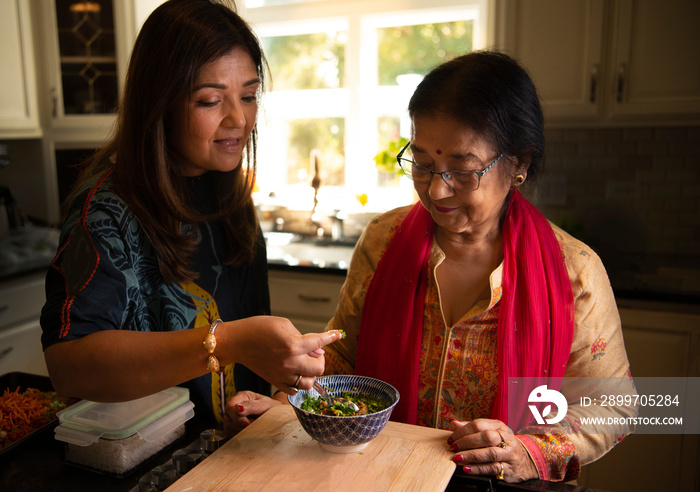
[589, 64, 598, 103]
[616, 63, 627, 103]
[298, 294, 331, 303]
[51, 88, 58, 118]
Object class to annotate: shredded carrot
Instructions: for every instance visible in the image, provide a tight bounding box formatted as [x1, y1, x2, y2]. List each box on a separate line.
[0, 387, 75, 448]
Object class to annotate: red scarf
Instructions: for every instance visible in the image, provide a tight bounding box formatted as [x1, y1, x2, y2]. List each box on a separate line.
[355, 191, 574, 428]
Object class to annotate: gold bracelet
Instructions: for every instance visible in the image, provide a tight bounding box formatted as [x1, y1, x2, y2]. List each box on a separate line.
[203, 319, 223, 373]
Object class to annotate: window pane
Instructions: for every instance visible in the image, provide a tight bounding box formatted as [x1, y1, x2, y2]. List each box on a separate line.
[287, 118, 345, 187]
[377, 21, 473, 86]
[263, 32, 346, 90]
[377, 116, 401, 187]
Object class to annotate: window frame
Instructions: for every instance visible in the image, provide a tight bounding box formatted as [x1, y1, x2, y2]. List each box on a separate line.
[243, 0, 493, 211]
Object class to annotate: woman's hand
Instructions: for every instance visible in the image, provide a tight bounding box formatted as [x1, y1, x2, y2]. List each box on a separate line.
[225, 316, 343, 394]
[224, 390, 288, 435]
[448, 418, 538, 483]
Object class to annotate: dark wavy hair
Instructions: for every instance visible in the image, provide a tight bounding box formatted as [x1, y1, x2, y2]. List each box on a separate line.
[67, 0, 268, 284]
[408, 50, 544, 184]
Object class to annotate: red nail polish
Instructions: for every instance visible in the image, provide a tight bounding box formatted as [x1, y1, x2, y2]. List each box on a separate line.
[236, 404, 244, 412]
[450, 443, 459, 452]
[451, 455, 463, 463]
[463, 466, 472, 474]
[447, 437, 454, 445]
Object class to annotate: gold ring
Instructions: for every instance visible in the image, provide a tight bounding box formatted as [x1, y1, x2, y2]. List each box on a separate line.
[290, 374, 302, 391]
[496, 462, 504, 480]
[497, 431, 506, 448]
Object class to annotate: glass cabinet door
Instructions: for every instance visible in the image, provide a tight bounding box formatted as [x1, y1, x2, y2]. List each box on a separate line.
[54, 0, 118, 115]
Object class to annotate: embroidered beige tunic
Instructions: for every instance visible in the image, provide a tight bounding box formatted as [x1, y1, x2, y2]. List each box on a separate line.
[324, 205, 633, 481]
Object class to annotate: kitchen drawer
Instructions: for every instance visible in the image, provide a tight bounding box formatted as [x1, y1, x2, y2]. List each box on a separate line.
[269, 270, 344, 322]
[0, 273, 46, 328]
[0, 319, 48, 376]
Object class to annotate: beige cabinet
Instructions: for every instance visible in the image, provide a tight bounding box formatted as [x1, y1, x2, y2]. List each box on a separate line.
[498, 0, 605, 122]
[497, 0, 700, 126]
[0, 272, 48, 376]
[31, 0, 166, 145]
[34, 0, 134, 145]
[578, 305, 700, 492]
[608, 0, 700, 121]
[268, 269, 345, 334]
[0, 0, 41, 138]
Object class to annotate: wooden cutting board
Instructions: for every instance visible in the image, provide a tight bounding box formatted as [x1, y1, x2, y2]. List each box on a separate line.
[165, 405, 456, 492]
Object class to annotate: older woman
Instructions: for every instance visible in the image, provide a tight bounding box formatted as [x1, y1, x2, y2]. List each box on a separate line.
[325, 51, 633, 483]
[232, 50, 633, 483]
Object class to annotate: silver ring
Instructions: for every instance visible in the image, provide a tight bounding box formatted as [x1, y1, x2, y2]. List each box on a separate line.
[290, 374, 302, 391]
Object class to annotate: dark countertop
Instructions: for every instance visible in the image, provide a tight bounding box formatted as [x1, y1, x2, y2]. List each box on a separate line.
[268, 261, 348, 277]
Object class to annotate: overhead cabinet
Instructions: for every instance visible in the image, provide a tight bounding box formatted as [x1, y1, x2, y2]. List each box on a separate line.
[0, 0, 41, 139]
[498, 0, 700, 125]
[35, 0, 133, 145]
[608, 0, 700, 121]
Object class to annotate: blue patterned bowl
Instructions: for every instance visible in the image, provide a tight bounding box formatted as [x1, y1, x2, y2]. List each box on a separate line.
[288, 375, 400, 453]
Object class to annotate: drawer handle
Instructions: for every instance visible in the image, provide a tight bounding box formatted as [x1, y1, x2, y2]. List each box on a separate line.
[298, 294, 331, 303]
[0, 346, 13, 360]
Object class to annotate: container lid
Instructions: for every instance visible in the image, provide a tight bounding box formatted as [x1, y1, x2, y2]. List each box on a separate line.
[54, 386, 192, 444]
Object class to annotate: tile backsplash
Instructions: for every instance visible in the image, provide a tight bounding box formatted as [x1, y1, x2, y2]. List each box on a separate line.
[527, 125, 700, 301]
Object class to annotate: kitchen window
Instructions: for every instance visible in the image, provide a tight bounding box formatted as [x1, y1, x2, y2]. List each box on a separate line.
[243, 0, 491, 215]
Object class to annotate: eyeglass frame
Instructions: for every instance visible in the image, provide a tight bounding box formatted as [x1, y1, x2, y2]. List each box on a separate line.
[396, 141, 504, 192]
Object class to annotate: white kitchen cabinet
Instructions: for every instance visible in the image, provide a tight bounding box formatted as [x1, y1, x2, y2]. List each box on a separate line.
[0, 272, 48, 376]
[32, 0, 166, 145]
[577, 304, 700, 491]
[0, 0, 41, 139]
[497, 0, 605, 122]
[607, 0, 700, 121]
[34, 0, 132, 145]
[0, 319, 47, 376]
[496, 0, 700, 126]
[268, 269, 345, 334]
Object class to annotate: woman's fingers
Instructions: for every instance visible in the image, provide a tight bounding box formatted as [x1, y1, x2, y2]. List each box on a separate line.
[232, 318, 343, 391]
[449, 418, 510, 450]
[300, 330, 344, 353]
[275, 330, 343, 393]
[448, 420, 538, 482]
[224, 391, 283, 434]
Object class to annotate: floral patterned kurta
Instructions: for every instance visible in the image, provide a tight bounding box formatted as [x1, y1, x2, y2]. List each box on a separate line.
[324, 205, 633, 482]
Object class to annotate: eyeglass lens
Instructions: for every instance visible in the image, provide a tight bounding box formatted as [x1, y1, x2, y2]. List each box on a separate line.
[399, 147, 480, 191]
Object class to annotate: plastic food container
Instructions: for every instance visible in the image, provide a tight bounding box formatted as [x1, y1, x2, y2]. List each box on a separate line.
[54, 386, 194, 476]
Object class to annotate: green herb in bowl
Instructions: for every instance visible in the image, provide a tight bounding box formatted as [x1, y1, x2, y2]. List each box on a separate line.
[300, 391, 388, 417]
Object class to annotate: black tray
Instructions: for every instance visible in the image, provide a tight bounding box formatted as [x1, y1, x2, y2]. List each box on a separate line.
[0, 371, 59, 458]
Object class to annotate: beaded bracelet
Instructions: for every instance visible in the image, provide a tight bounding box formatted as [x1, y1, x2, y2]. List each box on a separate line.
[203, 319, 223, 373]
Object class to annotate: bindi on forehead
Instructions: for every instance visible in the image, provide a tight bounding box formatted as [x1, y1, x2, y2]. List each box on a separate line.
[436, 149, 442, 155]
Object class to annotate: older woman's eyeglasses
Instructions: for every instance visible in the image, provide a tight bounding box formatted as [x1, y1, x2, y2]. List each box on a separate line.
[396, 142, 503, 192]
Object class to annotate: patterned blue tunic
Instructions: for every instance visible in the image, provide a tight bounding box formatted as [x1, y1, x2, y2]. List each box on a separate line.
[40, 170, 271, 422]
